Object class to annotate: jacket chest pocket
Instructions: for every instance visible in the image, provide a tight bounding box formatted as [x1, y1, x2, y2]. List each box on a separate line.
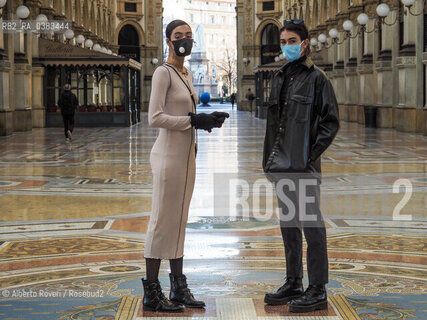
[268, 98, 278, 107]
[289, 94, 313, 122]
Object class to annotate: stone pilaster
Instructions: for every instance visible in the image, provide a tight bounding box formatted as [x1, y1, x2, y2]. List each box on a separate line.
[32, 65, 45, 128]
[357, 62, 375, 125]
[395, 55, 417, 132]
[414, 0, 425, 134]
[139, 0, 162, 113]
[146, 0, 155, 46]
[13, 62, 32, 132]
[141, 46, 159, 112]
[236, 0, 244, 109]
[423, 53, 427, 111]
[375, 9, 398, 128]
[0, 59, 12, 136]
[344, 63, 359, 122]
[0, 9, 4, 52]
[400, 5, 416, 57]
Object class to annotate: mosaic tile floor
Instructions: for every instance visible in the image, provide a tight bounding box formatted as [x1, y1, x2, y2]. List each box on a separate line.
[0, 103, 426, 320]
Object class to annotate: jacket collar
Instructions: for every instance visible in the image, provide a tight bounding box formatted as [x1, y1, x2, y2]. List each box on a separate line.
[278, 56, 314, 73]
[302, 57, 314, 69]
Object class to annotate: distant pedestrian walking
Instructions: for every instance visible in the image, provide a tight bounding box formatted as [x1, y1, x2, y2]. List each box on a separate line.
[246, 88, 255, 113]
[230, 93, 236, 109]
[58, 84, 78, 142]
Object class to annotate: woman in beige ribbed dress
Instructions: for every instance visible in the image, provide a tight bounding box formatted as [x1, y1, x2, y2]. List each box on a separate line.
[141, 20, 229, 313]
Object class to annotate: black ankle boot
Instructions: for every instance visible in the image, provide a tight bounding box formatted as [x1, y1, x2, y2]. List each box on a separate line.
[289, 284, 327, 313]
[264, 277, 304, 305]
[141, 278, 184, 313]
[169, 274, 206, 308]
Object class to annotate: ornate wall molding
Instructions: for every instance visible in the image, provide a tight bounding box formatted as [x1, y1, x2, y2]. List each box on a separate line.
[115, 19, 146, 46]
[117, 0, 144, 20]
[244, 0, 254, 44]
[256, 0, 283, 19]
[146, 0, 155, 45]
[254, 18, 282, 46]
[396, 56, 416, 67]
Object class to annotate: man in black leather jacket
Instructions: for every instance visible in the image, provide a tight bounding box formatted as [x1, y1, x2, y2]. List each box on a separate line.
[263, 21, 340, 313]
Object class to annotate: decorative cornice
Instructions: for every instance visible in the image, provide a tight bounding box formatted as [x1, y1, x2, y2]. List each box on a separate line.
[375, 59, 393, 70]
[256, 11, 283, 20]
[396, 55, 416, 67]
[364, 1, 380, 16]
[361, 54, 373, 65]
[335, 12, 350, 26]
[117, 13, 144, 20]
[325, 18, 339, 29]
[383, 0, 400, 9]
[25, 0, 42, 9]
[40, 7, 55, 19]
[53, 13, 66, 21]
[378, 49, 392, 61]
[399, 44, 416, 57]
[348, 5, 365, 21]
[347, 57, 358, 67]
[72, 24, 85, 34]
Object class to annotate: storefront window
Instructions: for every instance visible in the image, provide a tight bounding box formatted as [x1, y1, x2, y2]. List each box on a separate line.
[45, 65, 139, 113]
[113, 67, 127, 112]
[263, 74, 271, 104]
[45, 68, 62, 112]
[87, 73, 95, 108]
[78, 70, 85, 110]
[261, 24, 280, 65]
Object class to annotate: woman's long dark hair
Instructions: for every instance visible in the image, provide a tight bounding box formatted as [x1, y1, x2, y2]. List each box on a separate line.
[166, 19, 190, 40]
[280, 22, 311, 56]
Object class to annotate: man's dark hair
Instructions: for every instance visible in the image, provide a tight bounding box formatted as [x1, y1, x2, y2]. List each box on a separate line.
[280, 22, 311, 56]
[166, 20, 190, 39]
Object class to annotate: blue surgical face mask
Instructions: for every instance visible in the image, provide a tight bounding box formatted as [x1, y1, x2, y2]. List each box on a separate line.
[281, 43, 302, 62]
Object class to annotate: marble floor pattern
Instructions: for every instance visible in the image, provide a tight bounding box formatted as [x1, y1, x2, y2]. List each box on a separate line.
[0, 103, 426, 320]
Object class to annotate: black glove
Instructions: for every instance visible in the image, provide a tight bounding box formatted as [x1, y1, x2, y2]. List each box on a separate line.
[210, 111, 230, 119]
[210, 111, 230, 128]
[189, 112, 218, 133]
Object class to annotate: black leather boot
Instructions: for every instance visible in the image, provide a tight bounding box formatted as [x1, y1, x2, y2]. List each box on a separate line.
[264, 277, 304, 305]
[141, 278, 184, 313]
[289, 284, 327, 313]
[169, 274, 206, 308]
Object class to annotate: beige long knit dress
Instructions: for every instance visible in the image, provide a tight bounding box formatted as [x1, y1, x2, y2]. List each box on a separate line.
[144, 64, 197, 259]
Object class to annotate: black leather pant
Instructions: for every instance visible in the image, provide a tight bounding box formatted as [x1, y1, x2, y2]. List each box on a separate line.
[274, 174, 328, 285]
[62, 114, 75, 138]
